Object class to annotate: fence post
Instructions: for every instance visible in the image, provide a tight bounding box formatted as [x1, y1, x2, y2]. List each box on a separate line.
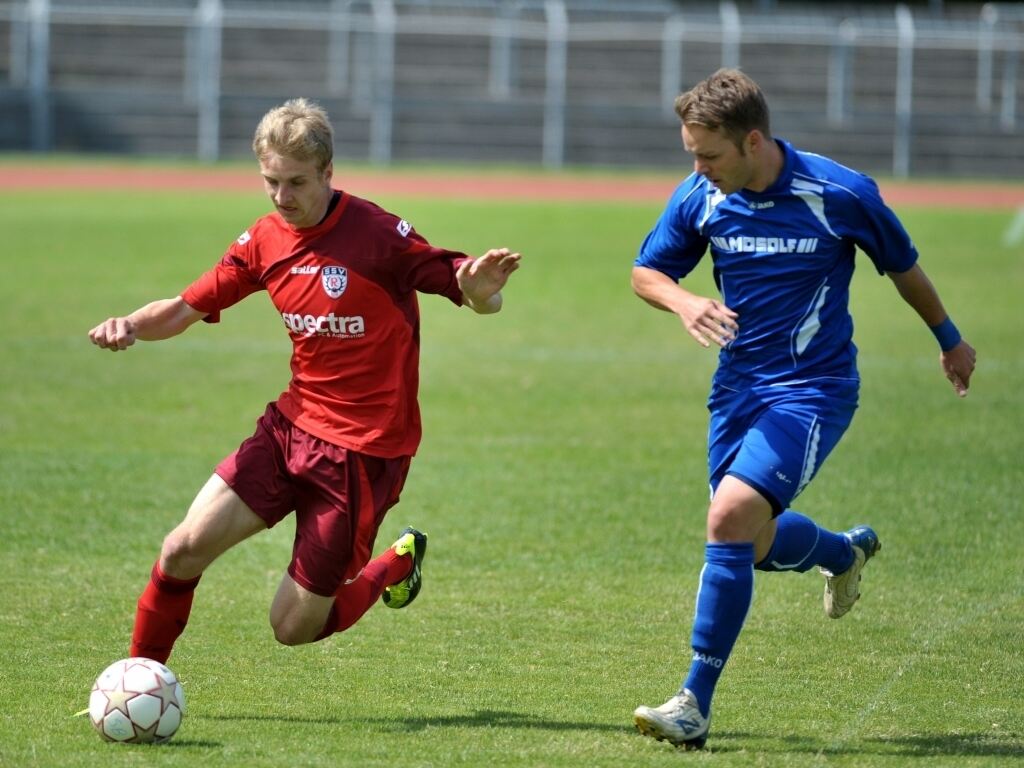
[542, 0, 567, 169]
[893, 4, 914, 178]
[661, 14, 685, 118]
[195, 0, 223, 163]
[27, 0, 51, 152]
[328, 0, 352, 97]
[369, 0, 395, 165]
[720, 0, 741, 69]
[828, 20, 855, 126]
[490, 0, 521, 99]
[977, 4, 996, 112]
[350, 2, 372, 113]
[10, 2, 29, 88]
[1001, 43, 1018, 131]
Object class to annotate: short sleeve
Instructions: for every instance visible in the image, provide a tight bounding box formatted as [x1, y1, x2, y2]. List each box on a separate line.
[180, 238, 264, 323]
[635, 179, 709, 281]
[840, 177, 919, 275]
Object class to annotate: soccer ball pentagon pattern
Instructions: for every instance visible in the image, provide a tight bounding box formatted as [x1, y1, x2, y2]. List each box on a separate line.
[89, 657, 185, 743]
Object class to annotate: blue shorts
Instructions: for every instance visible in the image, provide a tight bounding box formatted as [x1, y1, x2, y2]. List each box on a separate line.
[707, 379, 859, 514]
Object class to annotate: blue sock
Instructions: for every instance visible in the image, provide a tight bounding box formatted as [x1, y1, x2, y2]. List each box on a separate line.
[755, 510, 853, 574]
[683, 542, 754, 718]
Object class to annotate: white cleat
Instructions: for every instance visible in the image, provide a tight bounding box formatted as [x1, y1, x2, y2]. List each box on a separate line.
[821, 525, 881, 619]
[633, 688, 710, 750]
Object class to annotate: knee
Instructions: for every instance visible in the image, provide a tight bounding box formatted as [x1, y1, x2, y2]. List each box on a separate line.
[272, 626, 307, 647]
[706, 477, 774, 542]
[159, 529, 203, 577]
[269, 600, 327, 646]
[706, 499, 765, 542]
[706, 505, 747, 542]
[271, 616, 318, 647]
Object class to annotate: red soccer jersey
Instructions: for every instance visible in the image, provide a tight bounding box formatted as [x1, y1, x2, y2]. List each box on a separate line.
[181, 191, 469, 458]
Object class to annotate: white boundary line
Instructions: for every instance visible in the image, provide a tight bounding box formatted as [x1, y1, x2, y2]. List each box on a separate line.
[827, 592, 1021, 752]
[1004, 206, 1024, 247]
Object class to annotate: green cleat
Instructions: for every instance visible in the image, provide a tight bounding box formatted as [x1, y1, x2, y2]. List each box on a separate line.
[382, 527, 427, 609]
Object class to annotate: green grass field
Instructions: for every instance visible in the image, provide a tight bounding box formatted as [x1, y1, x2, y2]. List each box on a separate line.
[0, 170, 1022, 768]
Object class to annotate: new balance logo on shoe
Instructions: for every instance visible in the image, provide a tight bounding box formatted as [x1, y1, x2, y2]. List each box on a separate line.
[633, 688, 710, 750]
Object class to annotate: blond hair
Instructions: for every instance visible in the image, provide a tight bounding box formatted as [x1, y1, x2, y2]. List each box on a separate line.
[252, 98, 334, 172]
[674, 69, 772, 149]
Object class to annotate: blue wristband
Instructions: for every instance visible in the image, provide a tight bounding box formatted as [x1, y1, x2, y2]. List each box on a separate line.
[930, 317, 961, 352]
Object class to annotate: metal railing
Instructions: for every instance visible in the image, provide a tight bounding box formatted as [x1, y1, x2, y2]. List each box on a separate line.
[3, 0, 1022, 177]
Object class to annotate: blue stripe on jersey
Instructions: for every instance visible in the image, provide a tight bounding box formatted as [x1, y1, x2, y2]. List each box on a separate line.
[636, 139, 918, 388]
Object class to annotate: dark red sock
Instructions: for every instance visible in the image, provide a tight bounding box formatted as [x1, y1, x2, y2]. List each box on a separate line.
[315, 549, 411, 639]
[129, 561, 201, 663]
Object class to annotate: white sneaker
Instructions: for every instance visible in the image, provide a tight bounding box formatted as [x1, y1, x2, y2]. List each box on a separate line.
[632, 688, 710, 750]
[821, 525, 881, 619]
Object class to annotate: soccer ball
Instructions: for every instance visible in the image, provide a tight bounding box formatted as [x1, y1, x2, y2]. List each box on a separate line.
[88, 657, 185, 743]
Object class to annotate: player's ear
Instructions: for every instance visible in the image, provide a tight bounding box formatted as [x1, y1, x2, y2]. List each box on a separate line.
[322, 162, 333, 186]
[744, 130, 762, 154]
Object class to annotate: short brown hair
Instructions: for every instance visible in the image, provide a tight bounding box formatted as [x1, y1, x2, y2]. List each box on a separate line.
[252, 98, 334, 172]
[674, 69, 772, 148]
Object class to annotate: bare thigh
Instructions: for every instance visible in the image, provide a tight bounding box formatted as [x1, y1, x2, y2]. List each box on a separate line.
[162, 474, 332, 646]
[159, 474, 268, 580]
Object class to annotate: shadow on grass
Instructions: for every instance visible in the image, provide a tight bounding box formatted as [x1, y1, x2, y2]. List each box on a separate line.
[198, 709, 623, 733]
[754, 732, 1024, 759]
[197, 712, 1022, 757]
[864, 733, 1024, 759]
[369, 709, 626, 734]
[158, 739, 224, 748]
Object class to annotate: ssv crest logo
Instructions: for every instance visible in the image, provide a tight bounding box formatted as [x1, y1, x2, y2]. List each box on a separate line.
[321, 266, 348, 299]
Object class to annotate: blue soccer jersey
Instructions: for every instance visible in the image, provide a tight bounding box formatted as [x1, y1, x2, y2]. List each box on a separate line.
[636, 139, 918, 388]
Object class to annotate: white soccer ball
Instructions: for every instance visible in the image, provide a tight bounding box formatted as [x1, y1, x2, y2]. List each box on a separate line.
[88, 657, 185, 743]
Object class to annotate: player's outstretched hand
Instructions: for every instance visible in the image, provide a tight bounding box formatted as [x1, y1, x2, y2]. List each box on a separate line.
[458, 248, 521, 314]
[89, 317, 137, 351]
[941, 339, 976, 398]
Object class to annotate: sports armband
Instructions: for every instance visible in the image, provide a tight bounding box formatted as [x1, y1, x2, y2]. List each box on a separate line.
[929, 317, 961, 352]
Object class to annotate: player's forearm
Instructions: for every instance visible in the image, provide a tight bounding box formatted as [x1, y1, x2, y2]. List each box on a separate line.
[90, 296, 205, 351]
[888, 262, 971, 356]
[887, 263, 949, 327]
[631, 266, 693, 315]
[128, 297, 205, 340]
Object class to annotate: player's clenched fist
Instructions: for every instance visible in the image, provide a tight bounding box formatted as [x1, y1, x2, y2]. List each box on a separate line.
[89, 316, 137, 351]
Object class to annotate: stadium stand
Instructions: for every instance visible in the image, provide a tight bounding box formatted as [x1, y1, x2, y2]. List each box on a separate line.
[0, 0, 1021, 178]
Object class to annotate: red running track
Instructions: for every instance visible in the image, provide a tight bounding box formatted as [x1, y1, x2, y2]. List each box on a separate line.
[1, 163, 1022, 209]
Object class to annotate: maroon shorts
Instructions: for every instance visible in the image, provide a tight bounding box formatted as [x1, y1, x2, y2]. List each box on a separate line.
[215, 403, 411, 596]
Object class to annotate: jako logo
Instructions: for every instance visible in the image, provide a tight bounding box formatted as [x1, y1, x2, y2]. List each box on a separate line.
[236, 231, 251, 245]
[710, 235, 818, 254]
[692, 651, 724, 668]
[397, 219, 412, 237]
[282, 312, 365, 338]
